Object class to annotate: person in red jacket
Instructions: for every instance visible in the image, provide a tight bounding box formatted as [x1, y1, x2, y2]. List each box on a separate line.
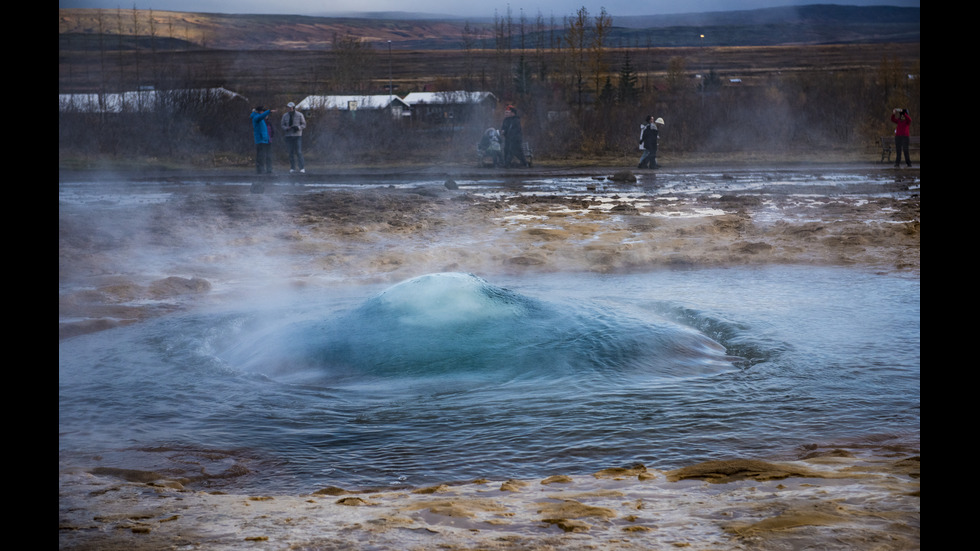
[890, 108, 912, 167]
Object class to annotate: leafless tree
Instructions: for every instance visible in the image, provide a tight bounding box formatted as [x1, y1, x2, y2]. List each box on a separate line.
[563, 7, 589, 107]
[589, 7, 612, 99]
[331, 32, 375, 93]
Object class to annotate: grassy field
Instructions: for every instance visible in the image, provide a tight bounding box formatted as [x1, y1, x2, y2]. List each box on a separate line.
[59, 42, 920, 98]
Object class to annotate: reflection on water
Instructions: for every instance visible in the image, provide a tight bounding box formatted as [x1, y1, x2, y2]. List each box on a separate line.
[58, 266, 919, 494]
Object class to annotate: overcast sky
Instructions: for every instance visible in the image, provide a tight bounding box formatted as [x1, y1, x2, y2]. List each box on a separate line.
[59, 0, 920, 19]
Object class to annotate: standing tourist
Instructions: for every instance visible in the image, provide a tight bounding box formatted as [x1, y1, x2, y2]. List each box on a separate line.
[501, 105, 529, 168]
[250, 106, 275, 174]
[891, 108, 912, 168]
[638, 116, 664, 169]
[281, 102, 307, 173]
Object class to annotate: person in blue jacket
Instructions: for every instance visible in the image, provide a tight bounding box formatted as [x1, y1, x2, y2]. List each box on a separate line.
[250, 106, 276, 174]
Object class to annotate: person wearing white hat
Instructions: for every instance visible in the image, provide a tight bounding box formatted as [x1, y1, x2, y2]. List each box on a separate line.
[281, 101, 307, 173]
[638, 116, 664, 169]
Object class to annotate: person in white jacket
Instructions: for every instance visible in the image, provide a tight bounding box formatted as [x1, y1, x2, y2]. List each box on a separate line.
[281, 102, 307, 173]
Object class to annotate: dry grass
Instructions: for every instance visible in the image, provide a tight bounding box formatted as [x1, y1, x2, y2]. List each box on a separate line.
[58, 42, 920, 97]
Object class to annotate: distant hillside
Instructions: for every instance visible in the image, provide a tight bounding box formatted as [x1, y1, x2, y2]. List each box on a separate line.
[58, 10, 475, 51]
[616, 4, 919, 28]
[611, 4, 919, 46]
[58, 4, 919, 51]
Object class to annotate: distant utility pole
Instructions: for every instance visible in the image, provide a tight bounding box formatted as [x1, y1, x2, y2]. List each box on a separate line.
[699, 33, 705, 109]
[699, 33, 705, 79]
[387, 40, 392, 101]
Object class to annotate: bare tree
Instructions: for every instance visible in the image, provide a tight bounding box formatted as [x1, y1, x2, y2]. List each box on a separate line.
[147, 8, 158, 86]
[96, 10, 108, 113]
[331, 32, 374, 93]
[666, 56, 687, 95]
[491, 10, 511, 95]
[116, 8, 125, 91]
[131, 5, 144, 110]
[563, 7, 589, 107]
[589, 7, 612, 99]
[533, 11, 550, 84]
[461, 21, 478, 88]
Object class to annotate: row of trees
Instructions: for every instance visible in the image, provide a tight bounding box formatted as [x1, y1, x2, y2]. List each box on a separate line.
[59, 6, 920, 167]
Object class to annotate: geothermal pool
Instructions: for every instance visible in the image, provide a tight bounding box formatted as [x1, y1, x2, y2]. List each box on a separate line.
[59, 168, 919, 497]
[59, 266, 918, 495]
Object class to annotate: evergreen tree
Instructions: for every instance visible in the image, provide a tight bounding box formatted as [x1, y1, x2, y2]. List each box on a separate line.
[617, 51, 639, 104]
[599, 76, 615, 105]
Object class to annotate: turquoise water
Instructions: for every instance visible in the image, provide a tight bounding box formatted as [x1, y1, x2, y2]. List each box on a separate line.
[58, 266, 919, 493]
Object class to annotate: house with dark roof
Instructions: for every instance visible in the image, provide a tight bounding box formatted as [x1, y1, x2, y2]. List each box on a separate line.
[401, 91, 497, 124]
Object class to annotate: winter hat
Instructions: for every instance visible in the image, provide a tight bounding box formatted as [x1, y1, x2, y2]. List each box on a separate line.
[287, 102, 296, 108]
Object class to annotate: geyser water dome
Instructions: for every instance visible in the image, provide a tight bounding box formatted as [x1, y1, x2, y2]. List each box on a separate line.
[224, 272, 739, 385]
[366, 272, 530, 327]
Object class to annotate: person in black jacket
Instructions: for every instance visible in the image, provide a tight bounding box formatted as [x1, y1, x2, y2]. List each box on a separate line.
[501, 105, 529, 168]
[638, 116, 664, 169]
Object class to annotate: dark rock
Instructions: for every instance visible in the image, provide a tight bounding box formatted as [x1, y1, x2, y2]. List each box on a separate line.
[608, 171, 637, 183]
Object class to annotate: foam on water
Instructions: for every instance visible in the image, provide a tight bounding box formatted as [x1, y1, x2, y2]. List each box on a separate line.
[371, 272, 529, 326]
[220, 272, 737, 385]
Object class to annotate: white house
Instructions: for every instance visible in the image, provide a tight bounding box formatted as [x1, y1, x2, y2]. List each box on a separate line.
[401, 91, 497, 107]
[59, 87, 247, 113]
[295, 95, 410, 118]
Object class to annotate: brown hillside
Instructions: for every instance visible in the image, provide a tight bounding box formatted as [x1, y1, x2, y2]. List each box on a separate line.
[59, 6, 918, 51]
[59, 9, 489, 50]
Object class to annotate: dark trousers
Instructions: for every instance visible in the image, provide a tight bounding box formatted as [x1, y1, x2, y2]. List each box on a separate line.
[503, 140, 527, 167]
[255, 143, 272, 173]
[285, 136, 304, 170]
[894, 135, 911, 166]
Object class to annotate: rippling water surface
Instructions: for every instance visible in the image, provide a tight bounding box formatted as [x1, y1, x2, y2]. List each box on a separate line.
[58, 266, 919, 493]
